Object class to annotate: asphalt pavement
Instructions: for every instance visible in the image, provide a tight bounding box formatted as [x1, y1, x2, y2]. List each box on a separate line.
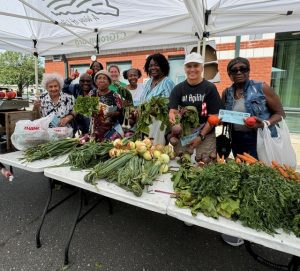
[0, 168, 294, 271]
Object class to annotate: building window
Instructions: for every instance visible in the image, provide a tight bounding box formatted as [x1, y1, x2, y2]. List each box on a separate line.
[168, 55, 185, 84]
[271, 32, 300, 132]
[70, 64, 89, 84]
[249, 34, 263, 40]
[107, 61, 132, 84]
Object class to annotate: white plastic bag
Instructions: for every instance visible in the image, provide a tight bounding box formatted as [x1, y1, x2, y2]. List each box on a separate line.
[11, 114, 54, 150]
[148, 116, 166, 145]
[257, 119, 297, 168]
[48, 127, 73, 141]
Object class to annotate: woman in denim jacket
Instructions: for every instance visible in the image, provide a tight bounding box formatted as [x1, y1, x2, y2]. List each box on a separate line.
[221, 57, 285, 247]
[222, 57, 285, 159]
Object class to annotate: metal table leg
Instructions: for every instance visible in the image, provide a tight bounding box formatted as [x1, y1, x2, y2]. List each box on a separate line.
[245, 241, 299, 271]
[36, 178, 78, 248]
[64, 190, 110, 265]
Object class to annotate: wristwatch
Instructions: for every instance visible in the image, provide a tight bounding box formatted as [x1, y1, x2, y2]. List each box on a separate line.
[199, 133, 206, 141]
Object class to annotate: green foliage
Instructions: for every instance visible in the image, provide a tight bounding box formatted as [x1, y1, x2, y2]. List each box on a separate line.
[172, 162, 300, 236]
[180, 106, 200, 136]
[74, 96, 99, 117]
[135, 96, 170, 136]
[0, 51, 44, 93]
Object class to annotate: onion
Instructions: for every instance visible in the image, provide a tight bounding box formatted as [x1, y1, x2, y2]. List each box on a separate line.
[159, 154, 170, 164]
[143, 150, 152, 161]
[154, 144, 164, 152]
[137, 144, 147, 154]
[143, 138, 152, 148]
[160, 164, 169, 173]
[135, 140, 145, 149]
[127, 141, 136, 150]
[113, 138, 123, 148]
[153, 150, 162, 159]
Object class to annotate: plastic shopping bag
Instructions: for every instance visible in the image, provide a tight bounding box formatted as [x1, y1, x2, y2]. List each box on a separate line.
[48, 127, 73, 141]
[148, 116, 166, 145]
[257, 119, 297, 168]
[11, 114, 54, 150]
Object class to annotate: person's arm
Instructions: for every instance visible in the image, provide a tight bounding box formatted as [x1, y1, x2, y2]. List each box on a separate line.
[168, 84, 181, 124]
[244, 83, 285, 129]
[189, 85, 222, 148]
[262, 82, 285, 124]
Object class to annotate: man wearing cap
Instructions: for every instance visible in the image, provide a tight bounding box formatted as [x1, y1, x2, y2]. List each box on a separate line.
[169, 52, 222, 160]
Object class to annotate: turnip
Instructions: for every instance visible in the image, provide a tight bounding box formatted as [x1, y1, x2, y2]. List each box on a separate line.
[169, 137, 179, 146]
[172, 124, 182, 136]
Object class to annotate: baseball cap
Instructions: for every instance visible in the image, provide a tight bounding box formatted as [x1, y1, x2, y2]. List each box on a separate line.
[94, 70, 112, 83]
[184, 52, 204, 65]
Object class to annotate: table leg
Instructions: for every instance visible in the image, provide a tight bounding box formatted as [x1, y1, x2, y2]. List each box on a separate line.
[36, 179, 78, 248]
[64, 188, 83, 265]
[64, 191, 109, 265]
[288, 256, 300, 271]
[36, 178, 53, 248]
[245, 240, 296, 270]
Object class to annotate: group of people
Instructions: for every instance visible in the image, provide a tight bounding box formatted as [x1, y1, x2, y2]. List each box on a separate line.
[31, 52, 284, 164]
[4, 52, 285, 245]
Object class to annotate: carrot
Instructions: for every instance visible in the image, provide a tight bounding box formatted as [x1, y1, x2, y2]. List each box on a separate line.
[243, 152, 258, 162]
[277, 166, 289, 178]
[271, 160, 281, 168]
[235, 157, 242, 164]
[221, 155, 225, 164]
[237, 154, 256, 164]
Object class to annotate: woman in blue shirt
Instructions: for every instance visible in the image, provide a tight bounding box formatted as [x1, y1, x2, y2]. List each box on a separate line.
[140, 53, 175, 103]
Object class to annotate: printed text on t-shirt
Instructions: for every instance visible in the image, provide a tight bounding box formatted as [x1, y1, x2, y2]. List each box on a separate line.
[182, 94, 205, 103]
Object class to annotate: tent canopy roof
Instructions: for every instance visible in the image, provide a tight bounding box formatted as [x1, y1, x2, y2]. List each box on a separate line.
[1, 0, 300, 56]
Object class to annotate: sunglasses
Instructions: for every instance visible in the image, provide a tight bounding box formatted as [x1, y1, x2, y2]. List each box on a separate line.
[80, 79, 91, 83]
[229, 67, 249, 75]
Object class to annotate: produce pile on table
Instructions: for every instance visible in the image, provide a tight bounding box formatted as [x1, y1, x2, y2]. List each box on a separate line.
[172, 154, 300, 237]
[84, 138, 174, 196]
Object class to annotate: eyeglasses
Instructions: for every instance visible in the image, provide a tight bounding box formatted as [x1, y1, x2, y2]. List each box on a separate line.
[229, 67, 249, 75]
[80, 80, 91, 83]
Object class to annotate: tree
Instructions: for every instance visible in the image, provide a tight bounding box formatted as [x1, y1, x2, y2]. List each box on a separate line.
[0, 51, 44, 95]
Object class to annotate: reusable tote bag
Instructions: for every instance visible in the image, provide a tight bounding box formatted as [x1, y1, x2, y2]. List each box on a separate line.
[257, 118, 297, 168]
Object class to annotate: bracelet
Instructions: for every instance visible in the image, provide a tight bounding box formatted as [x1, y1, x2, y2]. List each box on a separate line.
[263, 120, 271, 126]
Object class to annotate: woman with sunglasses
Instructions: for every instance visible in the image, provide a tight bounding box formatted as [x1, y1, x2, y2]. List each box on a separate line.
[221, 57, 285, 246]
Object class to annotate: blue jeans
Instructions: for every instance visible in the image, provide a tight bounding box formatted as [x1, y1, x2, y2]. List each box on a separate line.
[231, 130, 258, 159]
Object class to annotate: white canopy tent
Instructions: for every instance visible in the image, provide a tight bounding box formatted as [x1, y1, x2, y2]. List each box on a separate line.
[1, 0, 300, 90]
[1, 1, 300, 56]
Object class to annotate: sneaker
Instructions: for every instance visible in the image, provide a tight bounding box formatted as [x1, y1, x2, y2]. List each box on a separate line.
[221, 234, 244, 247]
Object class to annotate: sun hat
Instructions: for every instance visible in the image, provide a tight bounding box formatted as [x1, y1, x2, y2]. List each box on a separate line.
[184, 52, 204, 65]
[94, 70, 112, 83]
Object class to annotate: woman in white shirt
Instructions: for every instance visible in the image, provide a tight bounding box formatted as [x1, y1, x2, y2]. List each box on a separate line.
[123, 68, 144, 106]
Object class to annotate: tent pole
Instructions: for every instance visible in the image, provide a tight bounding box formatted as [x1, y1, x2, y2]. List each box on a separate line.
[235, 36, 241, 57]
[35, 55, 38, 94]
[201, 37, 207, 75]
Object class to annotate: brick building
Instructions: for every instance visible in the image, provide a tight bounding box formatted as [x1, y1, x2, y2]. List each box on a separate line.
[45, 32, 300, 132]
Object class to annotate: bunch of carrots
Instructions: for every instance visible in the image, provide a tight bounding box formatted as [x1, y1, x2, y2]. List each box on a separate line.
[233, 152, 300, 182]
[271, 160, 300, 181]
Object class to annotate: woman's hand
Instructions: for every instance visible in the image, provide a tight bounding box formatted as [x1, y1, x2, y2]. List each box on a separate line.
[33, 100, 41, 110]
[244, 117, 264, 129]
[59, 115, 73, 127]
